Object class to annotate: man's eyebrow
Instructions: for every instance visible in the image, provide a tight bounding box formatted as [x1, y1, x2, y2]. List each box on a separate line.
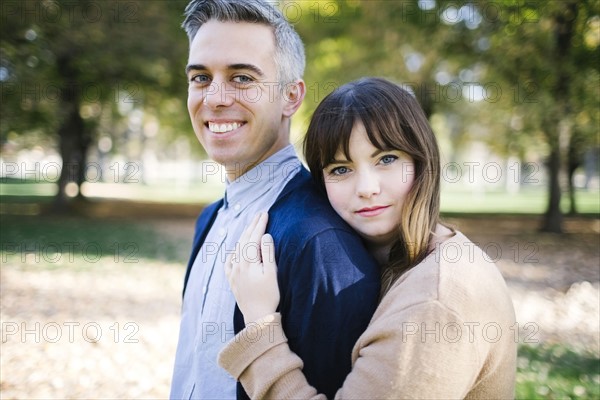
[229, 63, 265, 77]
[185, 64, 206, 75]
[185, 63, 265, 77]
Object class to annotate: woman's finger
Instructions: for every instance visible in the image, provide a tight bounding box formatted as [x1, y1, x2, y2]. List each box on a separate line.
[224, 252, 234, 279]
[236, 214, 261, 268]
[249, 213, 269, 246]
[261, 233, 277, 275]
[238, 213, 261, 246]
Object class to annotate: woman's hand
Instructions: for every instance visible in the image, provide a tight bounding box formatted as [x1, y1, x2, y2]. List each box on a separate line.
[225, 213, 280, 325]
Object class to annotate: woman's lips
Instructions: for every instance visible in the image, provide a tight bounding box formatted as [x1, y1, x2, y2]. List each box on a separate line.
[355, 205, 390, 217]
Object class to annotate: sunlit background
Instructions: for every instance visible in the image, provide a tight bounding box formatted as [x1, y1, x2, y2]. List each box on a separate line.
[1, 0, 599, 399]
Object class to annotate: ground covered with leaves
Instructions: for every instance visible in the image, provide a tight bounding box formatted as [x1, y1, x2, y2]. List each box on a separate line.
[1, 213, 598, 399]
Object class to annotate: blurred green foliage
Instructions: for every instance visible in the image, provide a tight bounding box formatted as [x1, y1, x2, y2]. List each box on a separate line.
[1, 0, 191, 147]
[1, 1, 599, 226]
[516, 344, 600, 399]
[2, 181, 599, 215]
[0, 213, 190, 267]
[1, 213, 598, 398]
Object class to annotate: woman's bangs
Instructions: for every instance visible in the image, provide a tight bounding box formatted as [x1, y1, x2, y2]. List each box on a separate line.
[318, 108, 357, 166]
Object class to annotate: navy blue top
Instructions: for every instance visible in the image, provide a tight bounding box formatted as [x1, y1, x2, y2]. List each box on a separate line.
[183, 167, 381, 399]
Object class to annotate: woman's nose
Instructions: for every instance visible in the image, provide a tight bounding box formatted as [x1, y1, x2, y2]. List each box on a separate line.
[355, 169, 380, 198]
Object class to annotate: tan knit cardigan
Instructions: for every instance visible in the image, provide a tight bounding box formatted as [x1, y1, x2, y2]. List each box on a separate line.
[219, 232, 517, 399]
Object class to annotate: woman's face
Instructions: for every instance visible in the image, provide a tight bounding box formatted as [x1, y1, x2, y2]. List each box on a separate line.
[323, 121, 415, 246]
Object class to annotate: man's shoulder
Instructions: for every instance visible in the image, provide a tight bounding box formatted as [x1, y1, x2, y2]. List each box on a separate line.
[268, 169, 353, 238]
[195, 198, 223, 224]
[268, 169, 378, 284]
[200, 198, 224, 214]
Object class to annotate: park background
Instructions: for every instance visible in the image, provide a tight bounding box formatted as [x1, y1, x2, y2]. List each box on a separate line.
[0, 0, 598, 398]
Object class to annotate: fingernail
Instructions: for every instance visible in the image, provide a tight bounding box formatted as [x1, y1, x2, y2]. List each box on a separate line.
[262, 233, 273, 243]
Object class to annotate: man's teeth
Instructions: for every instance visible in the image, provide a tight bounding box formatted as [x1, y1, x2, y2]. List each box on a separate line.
[208, 122, 242, 133]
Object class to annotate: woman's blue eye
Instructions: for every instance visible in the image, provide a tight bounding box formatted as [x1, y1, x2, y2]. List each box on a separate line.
[331, 166, 349, 175]
[380, 155, 398, 165]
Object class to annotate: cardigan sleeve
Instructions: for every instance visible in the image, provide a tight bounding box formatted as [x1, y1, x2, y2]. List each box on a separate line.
[335, 300, 482, 398]
[219, 313, 325, 400]
[220, 300, 483, 399]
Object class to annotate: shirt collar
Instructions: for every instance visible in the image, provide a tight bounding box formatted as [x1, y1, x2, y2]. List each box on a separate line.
[223, 145, 301, 213]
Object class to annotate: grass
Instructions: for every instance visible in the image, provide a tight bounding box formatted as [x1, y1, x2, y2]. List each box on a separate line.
[1, 213, 599, 398]
[516, 344, 600, 399]
[1, 179, 599, 215]
[441, 188, 599, 215]
[0, 214, 190, 269]
[0, 179, 224, 205]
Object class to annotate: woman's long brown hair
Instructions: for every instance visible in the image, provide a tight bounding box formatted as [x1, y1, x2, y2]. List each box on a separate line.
[303, 77, 442, 296]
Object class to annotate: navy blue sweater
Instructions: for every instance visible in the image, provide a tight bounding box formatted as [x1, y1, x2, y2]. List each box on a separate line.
[183, 167, 380, 399]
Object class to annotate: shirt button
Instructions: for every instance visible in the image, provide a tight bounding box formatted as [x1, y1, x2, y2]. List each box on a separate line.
[233, 203, 241, 212]
[202, 286, 207, 294]
[218, 228, 226, 237]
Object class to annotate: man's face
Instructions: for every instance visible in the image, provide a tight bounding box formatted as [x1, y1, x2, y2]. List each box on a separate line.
[186, 20, 294, 180]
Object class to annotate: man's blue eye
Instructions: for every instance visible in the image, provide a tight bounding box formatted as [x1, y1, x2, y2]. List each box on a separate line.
[190, 74, 210, 83]
[233, 75, 253, 83]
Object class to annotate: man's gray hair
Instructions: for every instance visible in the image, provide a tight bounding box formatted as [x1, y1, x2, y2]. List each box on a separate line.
[182, 0, 305, 85]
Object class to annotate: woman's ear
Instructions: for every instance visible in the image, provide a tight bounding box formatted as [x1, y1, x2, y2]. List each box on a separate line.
[282, 80, 306, 117]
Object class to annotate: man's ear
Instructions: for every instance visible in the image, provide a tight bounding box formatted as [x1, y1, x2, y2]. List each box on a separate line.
[282, 80, 306, 117]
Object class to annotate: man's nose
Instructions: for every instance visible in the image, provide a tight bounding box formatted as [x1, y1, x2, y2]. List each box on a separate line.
[203, 81, 236, 108]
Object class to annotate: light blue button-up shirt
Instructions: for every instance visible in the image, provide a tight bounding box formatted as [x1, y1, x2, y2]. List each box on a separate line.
[170, 145, 301, 399]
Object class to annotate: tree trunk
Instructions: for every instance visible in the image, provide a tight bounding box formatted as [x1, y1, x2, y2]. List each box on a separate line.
[76, 126, 92, 201]
[567, 135, 580, 215]
[52, 54, 91, 211]
[54, 100, 86, 210]
[540, 1, 578, 233]
[567, 165, 577, 215]
[542, 146, 563, 232]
